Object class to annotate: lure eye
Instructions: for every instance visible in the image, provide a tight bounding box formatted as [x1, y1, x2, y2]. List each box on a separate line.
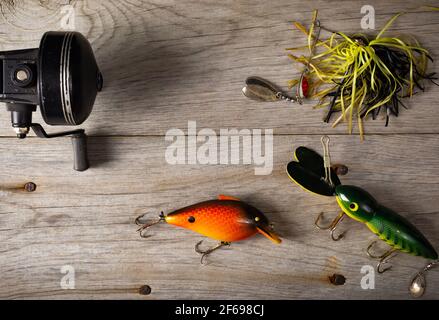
[349, 202, 359, 211]
[188, 216, 195, 223]
[255, 217, 260, 222]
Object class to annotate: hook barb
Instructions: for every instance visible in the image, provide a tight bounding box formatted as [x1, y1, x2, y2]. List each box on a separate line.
[377, 249, 398, 274]
[315, 211, 345, 241]
[367, 241, 398, 273]
[366, 240, 382, 259]
[195, 240, 230, 265]
[135, 211, 165, 238]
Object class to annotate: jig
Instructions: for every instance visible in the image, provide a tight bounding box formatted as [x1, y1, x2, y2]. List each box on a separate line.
[286, 136, 438, 297]
[135, 195, 281, 264]
[243, 10, 438, 140]
[287, 11, 438, 139]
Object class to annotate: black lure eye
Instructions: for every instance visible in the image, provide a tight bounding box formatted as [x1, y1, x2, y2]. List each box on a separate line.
[188, 216, 195, 223]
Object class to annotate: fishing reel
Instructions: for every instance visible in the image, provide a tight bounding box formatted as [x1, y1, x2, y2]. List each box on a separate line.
[0, 31, 102, 171]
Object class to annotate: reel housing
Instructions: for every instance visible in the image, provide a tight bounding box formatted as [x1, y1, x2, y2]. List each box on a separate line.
[0, 31, 102, 171]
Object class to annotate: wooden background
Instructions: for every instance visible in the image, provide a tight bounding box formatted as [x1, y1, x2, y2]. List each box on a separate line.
[0, 0, 438, 299]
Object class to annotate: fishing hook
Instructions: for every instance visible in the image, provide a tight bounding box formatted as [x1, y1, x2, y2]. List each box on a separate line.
[135, 211, 165, 238]
[314, 211, 346, 241]
[195, 240, 230, 265]
[410, 260, 439, 298]
[366, 240, 398, 273]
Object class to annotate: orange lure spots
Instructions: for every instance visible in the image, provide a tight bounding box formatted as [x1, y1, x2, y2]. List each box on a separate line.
[164, 195, 281, 244]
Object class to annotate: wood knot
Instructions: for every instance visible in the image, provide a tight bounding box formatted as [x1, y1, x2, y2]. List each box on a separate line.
[138, 285, 152, 295]
[24, 182, 37, 192]
[328, 273, 346, 286]
[332, 164, 348, 176]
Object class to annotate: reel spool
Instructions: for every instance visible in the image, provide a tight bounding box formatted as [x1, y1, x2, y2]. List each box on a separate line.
[0, 31, 102, 171]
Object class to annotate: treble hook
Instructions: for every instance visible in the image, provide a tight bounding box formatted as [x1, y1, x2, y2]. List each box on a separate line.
[315, 211, 346, 241]
[195, 240, 230, 265]
[366, 240, 398, 273]
[135, 211, 165, 238]
[410, 260, 439, 298]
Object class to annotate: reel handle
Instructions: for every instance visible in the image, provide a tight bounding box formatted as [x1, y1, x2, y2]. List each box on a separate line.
[30, 124, 90, 172]
[71, 131, 89, 172]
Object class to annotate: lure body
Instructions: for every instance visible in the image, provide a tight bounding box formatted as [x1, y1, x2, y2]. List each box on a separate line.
[286, 144, 438, 297]
[286, 146, 437, 259]
[164, 195, 281, 244]
[336, 185, 437, 260]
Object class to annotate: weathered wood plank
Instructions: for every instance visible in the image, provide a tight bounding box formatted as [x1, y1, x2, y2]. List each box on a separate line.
[0, 0, 438, 301]
[0, 0, 438, 136]
[0, 134, 438, 299]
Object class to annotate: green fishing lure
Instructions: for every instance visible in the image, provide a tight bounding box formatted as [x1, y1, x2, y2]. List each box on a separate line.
[335, 185, 437, 260]
[286, 137, 438, 297]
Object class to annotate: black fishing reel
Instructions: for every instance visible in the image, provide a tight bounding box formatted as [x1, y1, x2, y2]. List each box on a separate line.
[0, 31, 102, 171]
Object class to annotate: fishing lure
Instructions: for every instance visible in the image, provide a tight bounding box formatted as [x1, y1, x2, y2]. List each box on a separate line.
[242, 12, 320, 104]
[135, 195, 281, 264]
[286, 136, 438, 297]
[243, 10, 438, 140]
[288, 11, 437, 138]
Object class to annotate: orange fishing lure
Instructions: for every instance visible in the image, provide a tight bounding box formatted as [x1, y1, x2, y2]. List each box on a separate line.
[135, 195, 281, 263]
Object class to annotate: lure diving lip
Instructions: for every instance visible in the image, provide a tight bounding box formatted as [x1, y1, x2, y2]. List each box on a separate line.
[135, 195, 281, 263]
[285, 139, 438, 297]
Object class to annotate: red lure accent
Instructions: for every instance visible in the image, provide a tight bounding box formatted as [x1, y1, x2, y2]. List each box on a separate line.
[301, 76, 309, 98]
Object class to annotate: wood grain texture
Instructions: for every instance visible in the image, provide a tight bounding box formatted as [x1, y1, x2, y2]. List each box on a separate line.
[0, 0, 438, 300]
[1, 135, 439, 299]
